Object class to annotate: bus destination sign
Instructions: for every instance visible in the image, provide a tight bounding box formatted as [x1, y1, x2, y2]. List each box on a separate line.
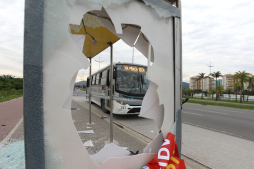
[124, 66, 145, 72]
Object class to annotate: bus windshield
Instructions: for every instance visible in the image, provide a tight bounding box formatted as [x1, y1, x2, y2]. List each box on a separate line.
[116, 65, 150, 96]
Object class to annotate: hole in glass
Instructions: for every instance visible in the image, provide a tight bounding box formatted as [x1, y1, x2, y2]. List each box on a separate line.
[70, 8, 158, 166]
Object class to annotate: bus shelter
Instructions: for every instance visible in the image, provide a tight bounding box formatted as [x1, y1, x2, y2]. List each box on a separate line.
[23, 0, 183, 168]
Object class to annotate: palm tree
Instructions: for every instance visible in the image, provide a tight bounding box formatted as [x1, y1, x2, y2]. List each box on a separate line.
[233, 82, 240, 102]
[211, 88, 216, 99]
[217, 85, 224, 100]
[208, 88, 216, 99]
[246, 77, 254, 102]
[196, 73, 206, 99]
[225, 87, 233, 101]
[190, 89, 195, 97]
[234, 71, 249, 103]
[209, 71, 222, 101]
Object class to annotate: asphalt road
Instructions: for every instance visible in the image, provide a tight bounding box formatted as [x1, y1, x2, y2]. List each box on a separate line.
[182, 103, 254, 141]
[73, 89, 254, 142]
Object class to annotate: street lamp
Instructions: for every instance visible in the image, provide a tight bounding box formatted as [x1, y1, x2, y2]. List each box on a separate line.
[94, 56, 104, 70]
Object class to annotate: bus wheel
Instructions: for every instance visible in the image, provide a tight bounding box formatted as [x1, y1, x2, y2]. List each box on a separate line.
[101, 100, 109, 114]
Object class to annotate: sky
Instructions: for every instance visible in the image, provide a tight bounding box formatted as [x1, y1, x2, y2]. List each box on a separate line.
[0, 0, 253, 83]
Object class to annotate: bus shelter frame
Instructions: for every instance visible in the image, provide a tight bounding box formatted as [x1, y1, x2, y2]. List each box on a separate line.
[23, 0, 182, 168]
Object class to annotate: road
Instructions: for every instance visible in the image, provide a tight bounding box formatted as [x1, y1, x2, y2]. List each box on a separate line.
[182, 103, 254, 141]
[74, 89, 254, 141]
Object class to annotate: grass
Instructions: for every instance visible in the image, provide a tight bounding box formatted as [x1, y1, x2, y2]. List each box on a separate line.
[183, 96, 254, 105]
[0, 89, 23, 103]
[80, 89, 86, 91]
[187, 99, 254, 111]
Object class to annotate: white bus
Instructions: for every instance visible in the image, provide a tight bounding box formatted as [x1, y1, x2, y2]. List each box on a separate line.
[86, 63, 150, 115]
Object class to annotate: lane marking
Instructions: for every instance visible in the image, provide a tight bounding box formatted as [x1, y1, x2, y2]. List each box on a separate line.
[182, 111, 202, 116]
[204, 106, 244, 113]
[185, 108, 228, 115]
[205, 106, 254, 113]
[0, 117, 23, 145]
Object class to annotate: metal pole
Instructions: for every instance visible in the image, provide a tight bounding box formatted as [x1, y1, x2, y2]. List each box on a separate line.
[132, 45, 134, 63]
[89, 58, 92, 124]
[24, 0, 45, 168]
[107, 42, 114, 143]
[177, 0, 183, 157]
[147, 43, 151, 79]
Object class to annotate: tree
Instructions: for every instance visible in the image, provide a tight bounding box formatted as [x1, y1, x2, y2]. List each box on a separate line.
[234, 71, 249, 103]
[209, 71, 222, 101]
[217, 85, 224, 100]
[246, 77, 254, 102]
[225, 87, 233, 101]
[182, 89, 187, 97]
[233, 82, 240, 102]
[209, 88, 216, 99]
[0, 75, 23, 90]
[190, 89, 195, 97]
[186, 89, 192, 98]
[196, 73, 206, 99]
[3, 74, 15, 79]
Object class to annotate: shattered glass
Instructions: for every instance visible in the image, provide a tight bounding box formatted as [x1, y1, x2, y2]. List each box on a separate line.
[143, 0, 176, 18]
[85, 0, 132, 8]
[0, 141, 25, 169]
[84, 0, 178, 18]
[69, 13, 105, 33]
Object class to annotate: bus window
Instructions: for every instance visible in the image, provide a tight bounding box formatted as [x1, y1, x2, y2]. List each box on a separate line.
[92, 75, 96, 85]
[107, 69, 110, 86]
[101, 70, 107, 85]
[96, 73, 101, 85]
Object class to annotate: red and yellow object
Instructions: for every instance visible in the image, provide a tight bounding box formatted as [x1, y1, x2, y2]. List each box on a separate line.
[143, 133, 186, 169]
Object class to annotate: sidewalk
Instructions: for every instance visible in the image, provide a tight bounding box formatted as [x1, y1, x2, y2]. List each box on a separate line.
[182, 124, 254, 169]
[0, 97, 23, 142]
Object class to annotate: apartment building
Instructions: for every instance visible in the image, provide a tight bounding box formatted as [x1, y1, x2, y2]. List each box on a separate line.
[189, 77, 200, 90]
[190, 73, 253, 91]
[202, 77, 214, 91]
[213, 79, 222, 89]
[222, 74, 234, 90]
[189, 77, 214, 91]
[223, 73, 253, 90]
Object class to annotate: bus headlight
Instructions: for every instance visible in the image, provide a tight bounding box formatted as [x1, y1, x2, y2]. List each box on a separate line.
[116, 100, 127, 105]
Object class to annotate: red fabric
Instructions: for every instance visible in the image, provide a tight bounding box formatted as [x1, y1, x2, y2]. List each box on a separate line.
[143, 133, 186, 169]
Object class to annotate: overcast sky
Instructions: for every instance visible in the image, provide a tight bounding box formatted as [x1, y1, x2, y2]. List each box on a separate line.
[0, 0, 253, 83]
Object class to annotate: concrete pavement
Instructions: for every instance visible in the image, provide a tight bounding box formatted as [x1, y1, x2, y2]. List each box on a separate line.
[182, 123, 254, 169]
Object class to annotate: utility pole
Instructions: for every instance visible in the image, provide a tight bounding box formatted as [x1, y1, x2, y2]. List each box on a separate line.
[207, 61, 213, 74]
[207, 61, 214, 91]
[94, 57, 104, 70]
[132, 31, 142, 63]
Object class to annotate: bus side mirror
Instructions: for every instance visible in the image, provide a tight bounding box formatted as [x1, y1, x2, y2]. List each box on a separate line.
[113, 67, 116, 79]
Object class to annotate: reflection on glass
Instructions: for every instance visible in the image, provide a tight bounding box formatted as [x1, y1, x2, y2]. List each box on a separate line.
[116, 65, 150, 95]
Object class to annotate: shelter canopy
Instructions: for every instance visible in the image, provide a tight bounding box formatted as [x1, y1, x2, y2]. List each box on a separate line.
[69, 0, 181, 59]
